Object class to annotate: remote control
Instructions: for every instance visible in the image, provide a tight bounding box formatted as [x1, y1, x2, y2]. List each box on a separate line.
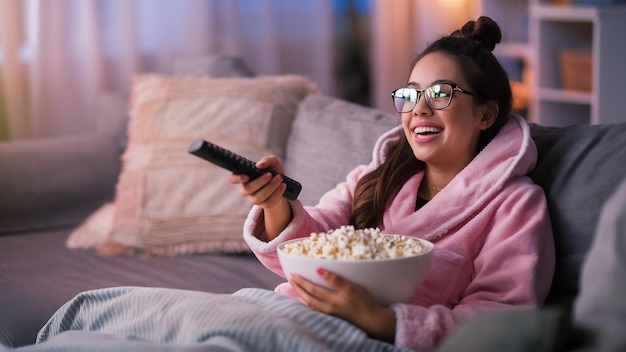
[188, 140, 302, 201]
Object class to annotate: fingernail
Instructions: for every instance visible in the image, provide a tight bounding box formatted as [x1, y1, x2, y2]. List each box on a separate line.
[316, 267, 326, 276]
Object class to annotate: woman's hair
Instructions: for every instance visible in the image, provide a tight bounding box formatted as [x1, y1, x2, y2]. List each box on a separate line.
[350, 16, 513, 229]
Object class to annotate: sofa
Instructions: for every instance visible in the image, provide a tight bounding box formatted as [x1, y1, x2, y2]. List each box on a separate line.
[1, 68, 625, 350]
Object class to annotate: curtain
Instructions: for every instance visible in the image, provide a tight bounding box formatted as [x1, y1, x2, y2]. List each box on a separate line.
[0, 0, 29, 139]
[0, 0, 334, 140]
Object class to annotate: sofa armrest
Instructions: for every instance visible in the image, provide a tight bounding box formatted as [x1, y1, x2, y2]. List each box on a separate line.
[0, 134, 122, 234]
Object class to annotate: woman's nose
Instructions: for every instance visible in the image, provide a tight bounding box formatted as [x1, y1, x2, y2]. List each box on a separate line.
[412, 93, 432, 115]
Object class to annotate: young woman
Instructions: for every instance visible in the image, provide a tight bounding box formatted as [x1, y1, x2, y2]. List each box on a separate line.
[231, 16, 555, 352]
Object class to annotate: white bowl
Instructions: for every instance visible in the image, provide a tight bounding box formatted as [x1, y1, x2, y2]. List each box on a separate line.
[277, 235, 434, 306]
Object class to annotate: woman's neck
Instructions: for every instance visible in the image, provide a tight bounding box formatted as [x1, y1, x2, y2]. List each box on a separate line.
[419, 165, 457, 200]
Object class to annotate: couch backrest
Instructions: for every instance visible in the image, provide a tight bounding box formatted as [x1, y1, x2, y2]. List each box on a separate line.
[283, 95, 400, 206]
[530, 122, 626, 306]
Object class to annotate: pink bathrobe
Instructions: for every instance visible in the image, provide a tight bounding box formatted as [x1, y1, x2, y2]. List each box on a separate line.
[243, 114, 555, 352]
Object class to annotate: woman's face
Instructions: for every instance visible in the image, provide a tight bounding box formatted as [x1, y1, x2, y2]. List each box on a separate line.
[402, 52, 487, 172]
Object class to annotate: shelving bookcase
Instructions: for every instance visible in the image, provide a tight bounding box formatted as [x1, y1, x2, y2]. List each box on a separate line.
[475, 0, 626, 126]
[530, 2, 626, 126]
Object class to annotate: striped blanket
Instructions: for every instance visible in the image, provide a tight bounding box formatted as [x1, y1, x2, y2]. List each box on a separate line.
[4, 287, 412, 352]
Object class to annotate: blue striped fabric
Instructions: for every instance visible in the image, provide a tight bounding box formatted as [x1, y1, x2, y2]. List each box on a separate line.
[11, 286, 413, 352]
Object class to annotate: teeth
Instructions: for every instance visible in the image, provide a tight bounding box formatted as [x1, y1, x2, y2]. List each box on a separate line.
[414, 126, 443, 134]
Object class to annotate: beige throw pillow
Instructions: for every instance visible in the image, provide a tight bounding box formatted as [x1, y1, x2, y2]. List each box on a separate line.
[68, 74, 317, 256]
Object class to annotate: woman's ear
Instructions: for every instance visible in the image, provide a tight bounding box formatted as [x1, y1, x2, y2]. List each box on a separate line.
[480, 100, 499, 130]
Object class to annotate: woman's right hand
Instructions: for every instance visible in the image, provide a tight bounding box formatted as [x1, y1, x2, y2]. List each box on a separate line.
[229, 155, 293, 240]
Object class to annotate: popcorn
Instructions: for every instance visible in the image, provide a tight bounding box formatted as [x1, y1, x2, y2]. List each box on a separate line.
[281, 226, 426, 260]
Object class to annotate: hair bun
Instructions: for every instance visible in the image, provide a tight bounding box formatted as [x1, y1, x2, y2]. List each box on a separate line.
[451, 16, 501, 52]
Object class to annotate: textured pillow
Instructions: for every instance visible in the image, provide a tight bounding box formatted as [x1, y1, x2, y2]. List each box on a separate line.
[529, 122, 626, 305]
[68, 74, 317, 256]
[66, 202, 115, 250]
[283, 95, 400, 206]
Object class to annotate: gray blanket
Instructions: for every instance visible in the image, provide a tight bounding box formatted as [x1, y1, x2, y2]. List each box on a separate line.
[3, 286, 410, 352]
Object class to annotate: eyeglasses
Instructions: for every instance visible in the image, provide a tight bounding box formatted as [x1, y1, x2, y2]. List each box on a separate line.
[390, 83, 475, 112]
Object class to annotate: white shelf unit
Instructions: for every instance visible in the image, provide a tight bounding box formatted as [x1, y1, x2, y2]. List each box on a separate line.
[530, 3, 626, 126]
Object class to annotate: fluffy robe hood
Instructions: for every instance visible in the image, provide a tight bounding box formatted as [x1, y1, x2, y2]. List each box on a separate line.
[375, 114, 538, 240]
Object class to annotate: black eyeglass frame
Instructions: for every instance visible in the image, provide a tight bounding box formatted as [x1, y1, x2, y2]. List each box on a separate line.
[390, 83, 476, 112]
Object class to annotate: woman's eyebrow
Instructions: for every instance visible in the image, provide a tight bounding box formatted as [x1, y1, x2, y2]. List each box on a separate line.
[434, 79, 456, 85]
[407, 79, 456, 88]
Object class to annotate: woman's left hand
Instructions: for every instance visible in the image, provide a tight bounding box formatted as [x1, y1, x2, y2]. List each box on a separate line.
[289, 269, 396, 343]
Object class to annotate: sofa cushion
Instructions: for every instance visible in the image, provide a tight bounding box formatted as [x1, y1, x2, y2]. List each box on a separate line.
[529, 122, 626, 305]
[0, 229, 283, 347]
[284, 95, 400, 206]
[68, 74, 317, 256]
[435, 308, 571, 352]
[573, 176, 626, 351]
[0, 134, 121, 235]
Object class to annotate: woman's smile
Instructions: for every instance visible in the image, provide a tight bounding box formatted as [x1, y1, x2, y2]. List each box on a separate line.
[412, 124, 444, 143]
